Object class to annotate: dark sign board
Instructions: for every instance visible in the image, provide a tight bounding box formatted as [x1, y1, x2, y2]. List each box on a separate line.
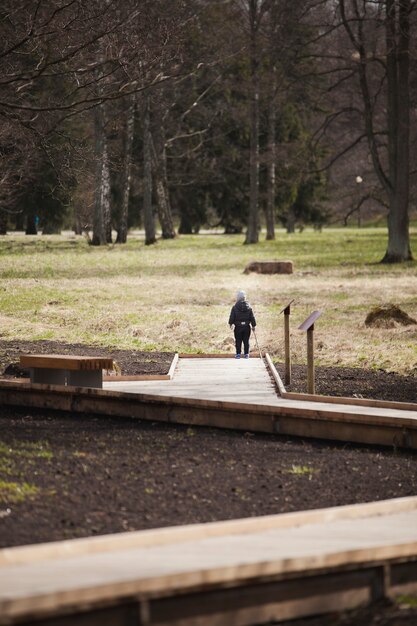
[298, 310, 322, 331]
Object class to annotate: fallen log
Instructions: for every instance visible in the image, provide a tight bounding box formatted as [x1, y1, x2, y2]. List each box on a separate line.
[244, 260, 293, 274]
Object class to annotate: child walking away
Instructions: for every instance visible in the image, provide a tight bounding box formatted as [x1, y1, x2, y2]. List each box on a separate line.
[229, 290, 256, 359]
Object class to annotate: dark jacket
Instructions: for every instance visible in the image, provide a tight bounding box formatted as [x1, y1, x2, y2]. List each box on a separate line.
[229, 301, 256, 328]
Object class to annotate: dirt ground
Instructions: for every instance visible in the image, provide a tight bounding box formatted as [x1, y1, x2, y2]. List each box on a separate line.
[0, 339, 173, 379]
[276, 362, 417, 403]
[1, 337, 416, 403]
[1, 340, 417, 625]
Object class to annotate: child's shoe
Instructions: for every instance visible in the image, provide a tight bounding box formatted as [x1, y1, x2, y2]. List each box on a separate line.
[235, 354, 241, 359]
[244, 354, 249, 359]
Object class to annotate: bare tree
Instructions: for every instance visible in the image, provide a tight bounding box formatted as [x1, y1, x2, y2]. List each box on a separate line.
[0, 0, 193, 237]
[339, 0, 414, 261]
[116, 94, 136, 244]
[143, 97, 156, 245]
[150, 88, 176, 239]
[244, 0, 264, 244]
[92, 98, 110, 245]
[310, 0, 415, 261]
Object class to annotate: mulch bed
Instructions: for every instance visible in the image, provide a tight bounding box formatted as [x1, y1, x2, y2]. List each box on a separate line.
[0, 340, 416, 625]
[277, 362, 417, 403]
[0, 339, 173, 379]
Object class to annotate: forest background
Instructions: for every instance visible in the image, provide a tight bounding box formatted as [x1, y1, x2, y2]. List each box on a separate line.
[1, 0, 416, 263]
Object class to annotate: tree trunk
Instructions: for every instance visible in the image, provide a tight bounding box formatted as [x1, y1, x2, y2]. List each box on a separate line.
[178, 214, 193, 234]
[0, 212, 8, 235]
[104, 161, 112, 244]
[25, 211, 38, 235]
[286, 206, 296, 233]
[92, 101, 111, 246]
[265, 68, 276, 241]
[382, 0, 412, 262]
[73, 219, 82, 236]
[245, 0, 260, 245]
[150, 97, 175, 239]
[143, 97, 156, 246]
[116, 95, 136, 244]
[15, 211, 25, 231]
[340, 0, 412, 262]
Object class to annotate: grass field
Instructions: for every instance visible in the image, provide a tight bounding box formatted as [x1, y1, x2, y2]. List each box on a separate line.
[0, 227, 417, 374]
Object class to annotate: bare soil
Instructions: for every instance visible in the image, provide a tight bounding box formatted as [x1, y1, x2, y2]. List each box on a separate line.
[1, 340, 416, 625]
[276, 362, 417, 403]
[0, 339, 173, 379]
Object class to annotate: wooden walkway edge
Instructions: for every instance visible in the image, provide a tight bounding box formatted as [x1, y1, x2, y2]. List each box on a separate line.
[0, 354, 417, 448]
[1, 357, 417, 625]
[1, 496, 417, 625]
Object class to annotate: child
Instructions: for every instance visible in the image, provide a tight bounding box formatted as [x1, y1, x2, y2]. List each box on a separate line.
[229, 290, 256, 359]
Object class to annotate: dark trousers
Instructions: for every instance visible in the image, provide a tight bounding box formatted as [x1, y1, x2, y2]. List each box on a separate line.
[234, 325, 251, 355]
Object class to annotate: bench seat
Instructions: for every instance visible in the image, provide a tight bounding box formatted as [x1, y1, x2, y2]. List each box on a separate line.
[20, 355, 114, 389]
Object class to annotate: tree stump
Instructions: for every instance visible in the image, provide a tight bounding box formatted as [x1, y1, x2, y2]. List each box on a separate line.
[244, 260, 293, 275]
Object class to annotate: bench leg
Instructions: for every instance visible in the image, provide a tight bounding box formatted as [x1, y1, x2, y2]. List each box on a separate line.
[67, 370, 103, 389]
[30, 368, 67, 386]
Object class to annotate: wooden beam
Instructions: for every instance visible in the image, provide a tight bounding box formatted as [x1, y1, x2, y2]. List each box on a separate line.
[167, 353, 179, 379]
[103, 374, 170, 382]
[179, 354, 236, 358]
[0, 380, 416, 449]
[2, 496, 416, 567]
[282, 391, 417, 412]
[264, 353, 286, 396]
[20, 355, 113, 371]
[1, 498, 417, 625]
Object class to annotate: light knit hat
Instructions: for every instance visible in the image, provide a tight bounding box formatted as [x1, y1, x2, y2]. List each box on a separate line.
[236, 290, 246, 301]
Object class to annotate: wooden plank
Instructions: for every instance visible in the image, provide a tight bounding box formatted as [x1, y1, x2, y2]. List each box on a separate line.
[283, 391, 417, 412]
[2, 496, 416, 567]
[0, 380, 416, 450]
[1, 501, 417, 624]
[20, 355, 113, 371]
[275, 398, 417, 425]
[104, 357, 281, 406]
[179, 354, 240, 358]
[2, 352, 417, 449]
[103, 374, 170, 382]
[102, 354, 178, 382]
[274, 414, 417, 449]
[1, 376, 417, 430]
[167, 353, 179, 379]
[147, 572, 376, 626]
[265, 353, 286, 395]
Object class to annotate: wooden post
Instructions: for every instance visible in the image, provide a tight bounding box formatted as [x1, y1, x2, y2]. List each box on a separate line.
[307, 325, 315, 394]
[298, 311, 322, 396]
[284, 305, 291, 386]
[280, 300, 294, 387]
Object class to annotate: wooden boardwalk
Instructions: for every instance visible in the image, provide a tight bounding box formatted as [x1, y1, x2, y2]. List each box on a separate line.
[104, 356, 282, 405]
[1, 496, 417, 625]
[1, 359, 417, 624]
[103, 356, 417, 433]
[1, 355, 417, 448]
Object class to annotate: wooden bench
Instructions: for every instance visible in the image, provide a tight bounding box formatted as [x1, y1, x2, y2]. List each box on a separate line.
[20, 355, 114, 389]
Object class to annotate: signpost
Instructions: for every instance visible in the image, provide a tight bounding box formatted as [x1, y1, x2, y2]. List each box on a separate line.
[279, 300, 295, 386]
[298, 310, 322, 395]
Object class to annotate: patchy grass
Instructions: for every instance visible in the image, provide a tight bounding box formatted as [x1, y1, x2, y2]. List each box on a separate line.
[0, 440, 53, 504]
[0, 441, 53, 460]
[0, 481, 39, 504]
[0, 228, 417, 373]
[395, 595, 417, 609]
[285, 465, 320, 478]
